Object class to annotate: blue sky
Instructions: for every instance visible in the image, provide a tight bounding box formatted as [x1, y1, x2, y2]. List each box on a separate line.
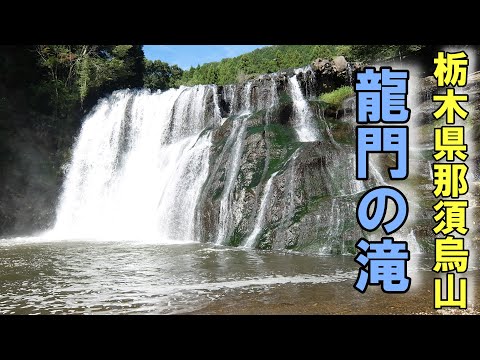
[144, 45, 267, 70]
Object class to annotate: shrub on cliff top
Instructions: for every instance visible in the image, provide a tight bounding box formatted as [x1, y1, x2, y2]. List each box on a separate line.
[319, 86, 354, 109]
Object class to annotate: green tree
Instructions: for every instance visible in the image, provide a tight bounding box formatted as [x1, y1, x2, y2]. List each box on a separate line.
[144, 60, 167, 90]
[239, 55, 253, 74]
[35, 45, 81, 116]
[350, 45, 425, 63]
[311, 45, 333, 60]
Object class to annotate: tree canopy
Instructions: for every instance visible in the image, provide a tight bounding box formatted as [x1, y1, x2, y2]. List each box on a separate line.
[177, 45, 353, 86]
[144, 59, 183, 91]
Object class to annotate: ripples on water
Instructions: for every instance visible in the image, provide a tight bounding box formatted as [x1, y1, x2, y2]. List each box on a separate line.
[0, 239, 478, 314]
[0, 239, 354, 314]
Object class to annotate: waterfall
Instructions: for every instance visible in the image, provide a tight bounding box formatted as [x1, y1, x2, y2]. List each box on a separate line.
[213, 79, 279, 245]
[295, 66, 315, 99]
[242, 82, 253, 113]
[348, 154, 366, 194]
[243, 172, 278, 248]
[370, 161, 387, 186]
[319, 198, 342, 254]
[211, 87, 222, 121]
[50, 86, 220, 242]
[215, 116, 248, 244]
[325, 121, 341, 149]
[223, 85, 236, 115]
[346, 63, 353, 86]
[39, 63, 370, 252]
[267, 78, 278, 114]
[288, 74, 319, 142]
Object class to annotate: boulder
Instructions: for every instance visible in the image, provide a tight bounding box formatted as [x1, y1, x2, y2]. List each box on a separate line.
[333, 56, 348, 72]
[311, 58, 329, 72]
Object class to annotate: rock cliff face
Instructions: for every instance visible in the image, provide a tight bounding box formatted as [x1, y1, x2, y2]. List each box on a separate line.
[196, 58, 480, 253]
[196, 58, 376, 253]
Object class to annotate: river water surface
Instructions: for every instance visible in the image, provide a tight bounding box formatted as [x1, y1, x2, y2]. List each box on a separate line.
[1, 238, 479, 315]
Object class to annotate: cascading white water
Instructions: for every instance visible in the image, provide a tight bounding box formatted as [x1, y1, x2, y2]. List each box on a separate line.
[42, 65, 364, 251]
[242, 82, 253, 113]
[223, 85, 236, 115]
[346, 63, 353, 86]
[288, 74, 319, 142]
[243, 172, 279, 248]
[50, 86, 221, 242]
[267, 78, 278, 112]
[319, 198, 342, 254]
[428, 160, 433, 181]
[348, 154, 366, 195]
[406, 229, 422, 254]
[215, 78, 279, 245]
[370, 161, 387, 186]
[211, 87, 222, 121]
[215, 116, 248, 244]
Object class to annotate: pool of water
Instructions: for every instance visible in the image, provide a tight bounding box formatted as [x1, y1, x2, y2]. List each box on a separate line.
[0, 238, 478, 314]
